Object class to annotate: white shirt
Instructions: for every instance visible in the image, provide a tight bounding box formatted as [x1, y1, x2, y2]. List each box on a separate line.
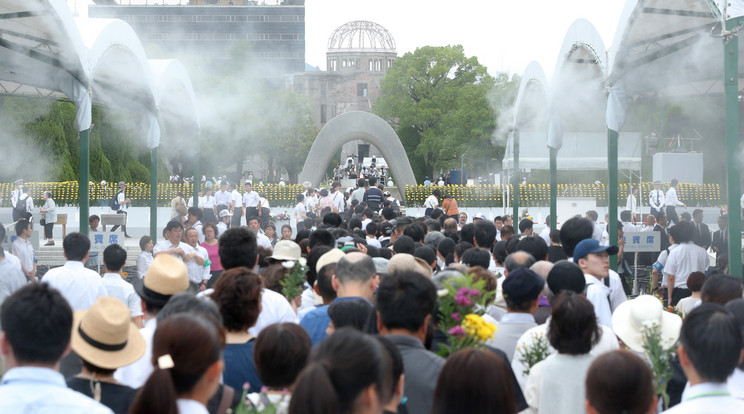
[675, 296, 701, 316]
[248, 288, 299, 337]
[650, 188, 666, 210]
[255, 232, 272, 250]
[242, 191, 260, 207]
[663, 382, 744, 413]
[117, 191, 128, 212]
[584, 274, 613, 328]
[153, 240, 195, 262]
[42, 261, 107, 311]
[294, 202, 306, 224]
[511, 319, 618, 390]
[622, 221, 639, 233]
[524, 352, 595, 414]
[215, 190, 231, 206]
[11, 237, 34, 274]
[217, 222, 228, 237]
[115, 318, 157, 388]
[230, 190, 242, 210]
[189, 221, 205, 244]
[729, 368, 744, 399]
[424, 195, 438, 209]
[626, 194, 638, 216]
[0, 367, 113, 414]
[185, 245, 210, 284]
[607, 269, 627, 312]
[331, 191, 345, 212]
[259, 196, 270, 210]
[101, 273, 143, 318]
[653, 244, 679, 287]
[136, 251, 153, 279]
[177, 399, 209, 414]
[202, 195, 216, 209]
[366, 236, 382, 248]
[0, 253, 27, 310]
[664, 242, 708, 289]
[665, 186, 684, 207]
[591, 222, 603, 242]
[10, 188, 21, 206]
[539, 227, 551, 246]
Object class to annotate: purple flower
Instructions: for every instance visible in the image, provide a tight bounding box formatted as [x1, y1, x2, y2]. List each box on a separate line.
[452, 312, 460, 321]
[448, 325, 466, 339]
[469, 288, 481, 296]
[457, 287, 471, 296]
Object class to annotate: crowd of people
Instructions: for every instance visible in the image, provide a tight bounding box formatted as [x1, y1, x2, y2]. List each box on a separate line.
[0, 174, 744, 414]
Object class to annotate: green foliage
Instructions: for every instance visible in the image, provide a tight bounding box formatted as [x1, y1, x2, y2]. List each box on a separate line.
[374, 45, 517, 179]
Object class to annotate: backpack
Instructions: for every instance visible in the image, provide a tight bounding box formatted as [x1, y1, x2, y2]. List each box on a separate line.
[14, 195, 27, 216]
[111, 191, 121, 211]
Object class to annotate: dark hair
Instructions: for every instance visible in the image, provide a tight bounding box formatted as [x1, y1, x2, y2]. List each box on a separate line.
[309, 229, 335, 249]
[281, 224, 293, 237]
[437, 237, 456, 265]
[686, 271, 706, 292]
[188, 207, 203, 220]
[317, 263, 338, 302]
[701, 274, 744, 305]
[263, 264, 291, 295]
[139, 235, 153, 251]
[620, 210, 632, 222]
[461, 247, 491, 269]
[516, 236, 548, 261]
[202, 222, 218, 239]
[671, 221, 695, 243]
[295, 229, 311, 243]
[376, 271, 437, 332]
[725, 298, 744, 369]
[296, 193, 305, 203]
[559, 217, 594, 256]
[306, 245, 332, 287]
[14, 218, 31, 237]
[585, 350, 654, 414]
[414, 245, 436, 267]
[165, 220, 184, 233]
[89, 214, 100, 224]
[492, 240, 508, 265]
[680, 303, 742, 382]
[130, 313, 225, 414]
[499, 225, 515, 239]
[454, 241, 474, 263]
[393, 235, 416, 255]
[549, 229, 561, 244]
[328, 299, 374, 332]
[218, 227, 258, 270]
[518, 219, 533, 233]
[473, 220, 497, 249]
[586, 210, 598, 221]
[403, 222, 425, 243]
[335, 253, 376, 284]
[103, 244, 127, 272]
[548, 291, 600, 355]
[157, 292, 223, 325]
[432, 348, 517, 414]
[254, 323, 311, 389]
[211, 267, 262, 331]
[1, 284, 73, 364]
[366, 222, 378, 236]
[680, 212, 692, 222]
[289, 328, 385, 414]
[63, 232, 90, 261]
[348, 217, 363, 231]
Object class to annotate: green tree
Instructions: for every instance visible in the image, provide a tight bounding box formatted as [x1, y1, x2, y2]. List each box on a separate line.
[374, 45, 508, 178]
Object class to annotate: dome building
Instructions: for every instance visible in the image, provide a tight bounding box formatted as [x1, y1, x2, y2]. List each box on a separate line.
[288, 20, 397, 163]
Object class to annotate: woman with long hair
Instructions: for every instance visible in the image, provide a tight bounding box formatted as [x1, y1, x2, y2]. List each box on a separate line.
[129, 313, 225, 414]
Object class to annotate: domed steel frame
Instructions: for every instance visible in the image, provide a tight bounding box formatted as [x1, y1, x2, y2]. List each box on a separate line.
[327, 20, 396, 52]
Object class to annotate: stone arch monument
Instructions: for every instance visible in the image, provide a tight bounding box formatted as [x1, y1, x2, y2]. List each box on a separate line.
[298, 111, 416, 202]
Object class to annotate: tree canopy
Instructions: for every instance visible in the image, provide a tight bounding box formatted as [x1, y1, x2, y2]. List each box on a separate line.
[373, 45, 519, 179]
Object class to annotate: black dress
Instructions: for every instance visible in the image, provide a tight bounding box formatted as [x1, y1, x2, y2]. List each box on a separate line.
[67, 377, 138, 414]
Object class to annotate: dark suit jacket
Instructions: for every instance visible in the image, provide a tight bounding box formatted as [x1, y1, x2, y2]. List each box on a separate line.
[654, 224, 670, 251]
[693, 222, 711, 249]
[712, 229, 729, 258]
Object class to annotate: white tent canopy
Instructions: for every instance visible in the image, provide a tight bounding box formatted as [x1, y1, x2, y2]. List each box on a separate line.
[503, 131, 642, 171]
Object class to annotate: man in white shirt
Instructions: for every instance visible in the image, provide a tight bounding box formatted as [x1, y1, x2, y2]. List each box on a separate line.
[109, 181, 131, 238]
[184, 228, 210, 292]
[585, 210, 603, 242]
[573, 238, 619, 328]
[10, 179, 23, 222]
[0, 245, 27, 315]
[214, 181, 231, 216]
[663, 304, 744, 413]
[665, 178, 686, 225]
[115, 255, 190, 388]
[153, 221, 197, 263]
[184, 207, 205, 243]
[242, 182, 260, 225]
[101, 244, 143, 327]
[620, 210, 638, 233]
[649, 180, 665, 218]
[247, 217, 272, 250]
[350, 178, 366, 207]
[41, 232, 107, 311]
[11, 219, 36, 282]
[0, 284, 113, 414]
[229, 183, 242, 228]
[665, 221, 709, 306]
[218, 227, 298, 337]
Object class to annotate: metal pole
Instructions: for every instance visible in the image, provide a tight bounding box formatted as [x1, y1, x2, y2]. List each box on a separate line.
[608, 129, 619, 270]
[550, 147, 557, 229]
[79, 129, 90, 236]
[150, 146, 158, 240]
[724, 18, 742, 278]
[513, 129, 520, 221]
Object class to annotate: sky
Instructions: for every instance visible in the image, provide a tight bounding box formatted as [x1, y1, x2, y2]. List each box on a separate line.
[67, 0, 629, 78]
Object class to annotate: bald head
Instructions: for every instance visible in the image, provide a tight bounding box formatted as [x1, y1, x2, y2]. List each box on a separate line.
[504, 251, 536, 273]
[530, 260, 554, 295]
[645, 215, 656, 227]
[335, 252, 376, 284]
[443, 218, 458, 233]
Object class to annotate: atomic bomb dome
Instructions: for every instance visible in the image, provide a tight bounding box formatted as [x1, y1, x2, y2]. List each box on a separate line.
[326, 21, 397, 73]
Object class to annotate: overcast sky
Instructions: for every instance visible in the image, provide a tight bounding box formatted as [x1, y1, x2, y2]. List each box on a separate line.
[69, 0, 630, 78]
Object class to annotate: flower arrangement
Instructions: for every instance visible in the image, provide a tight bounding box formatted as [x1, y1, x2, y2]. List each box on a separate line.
[516, 332, 551, 376]
[228, 383, 289, 414]
[279, 259, 308, 302]
[666, 305, 685, 319]
[641, 321, 674, 410]
[520, 208, 532, 221]
[436, 274, 496, 357]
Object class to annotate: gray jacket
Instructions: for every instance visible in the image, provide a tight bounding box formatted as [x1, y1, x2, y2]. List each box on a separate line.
[386, 334, 444, 414]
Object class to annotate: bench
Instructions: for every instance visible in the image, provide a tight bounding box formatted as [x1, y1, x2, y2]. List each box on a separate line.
[55, 213, 67, 238]
[101, 213, 126, 231]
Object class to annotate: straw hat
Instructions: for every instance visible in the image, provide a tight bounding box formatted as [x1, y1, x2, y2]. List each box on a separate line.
[71, 297, 146, 369]
[611, 295, 682, 352]
[268, 240, 301, 262]
[316, 248, 346, 273]
[134, 255, 189, 306]
[387, 253, 433, 278]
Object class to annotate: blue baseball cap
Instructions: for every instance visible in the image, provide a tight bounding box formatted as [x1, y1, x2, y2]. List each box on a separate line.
[573, 239, 618, 262]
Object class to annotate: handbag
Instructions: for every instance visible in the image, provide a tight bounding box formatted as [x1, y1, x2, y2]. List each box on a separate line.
[40, 218, 46, 226]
